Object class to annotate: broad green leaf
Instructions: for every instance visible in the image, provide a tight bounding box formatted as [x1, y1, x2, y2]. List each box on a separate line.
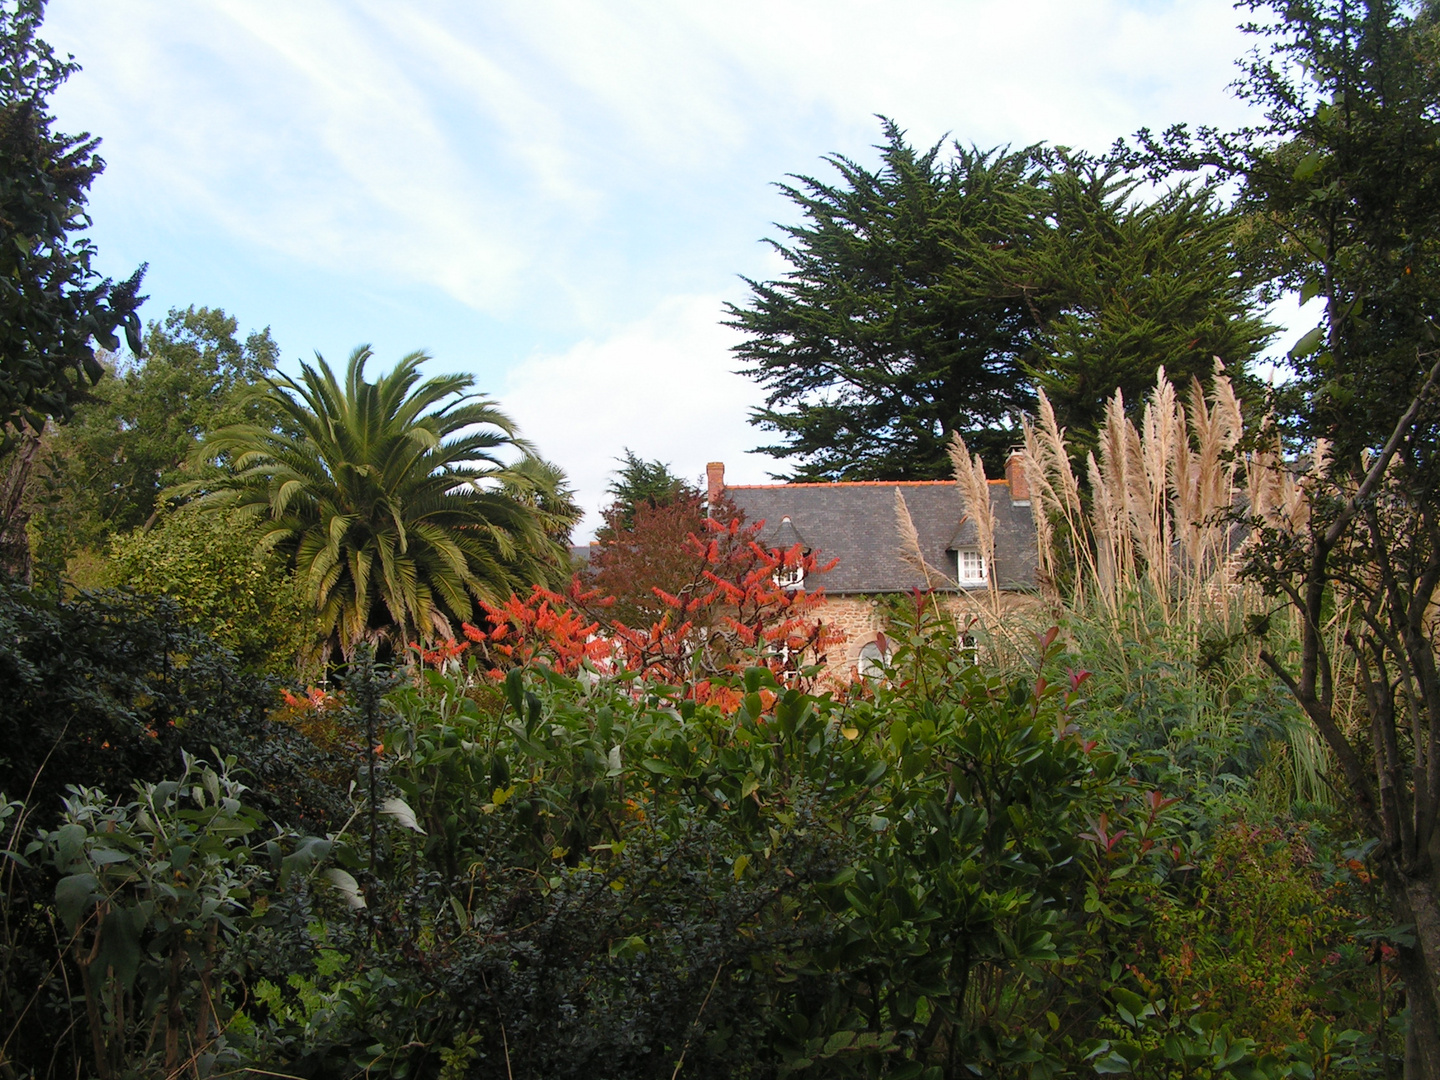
[379, 796, 427, 834]
[1288, 325, 1325, 359]
[54, 873, 100, 930]
[322, 867, 366, 909]
[1092, 1051, 1133, 1075]
[1292, 151, 1324, 180]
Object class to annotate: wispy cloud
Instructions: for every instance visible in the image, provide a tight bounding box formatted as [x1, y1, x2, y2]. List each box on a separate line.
[48, 1, 1259, 317]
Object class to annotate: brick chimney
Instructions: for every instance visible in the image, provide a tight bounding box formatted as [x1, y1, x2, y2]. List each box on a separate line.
[706, 461, 725, 513]
[1005, 450, 1030, 504]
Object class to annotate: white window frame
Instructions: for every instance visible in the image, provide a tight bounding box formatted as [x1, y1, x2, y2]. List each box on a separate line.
[958, 632, 978, 665]
[955, 548, 987, 585]
[773, 563, 805, 591]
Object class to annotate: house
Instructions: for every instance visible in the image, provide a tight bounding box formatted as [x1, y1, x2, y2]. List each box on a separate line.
[707, 454, 1040, 674]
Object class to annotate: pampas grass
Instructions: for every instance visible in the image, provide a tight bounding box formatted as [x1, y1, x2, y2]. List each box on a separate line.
[1029, 362, 1334, 807]
[1032, 361, 1279, 635]
[948, 433, 1000, 613]
[893, 488, 954, 592]
[1022, 387, 1094, 601]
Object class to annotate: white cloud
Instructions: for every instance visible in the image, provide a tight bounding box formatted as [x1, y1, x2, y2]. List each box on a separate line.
[49, 2, 542, 312]
[502, 294, 775, 540]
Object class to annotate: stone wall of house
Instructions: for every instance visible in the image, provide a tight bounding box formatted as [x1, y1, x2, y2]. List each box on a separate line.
[814, 595, 886, 671]
[810, 590, 1046, 683]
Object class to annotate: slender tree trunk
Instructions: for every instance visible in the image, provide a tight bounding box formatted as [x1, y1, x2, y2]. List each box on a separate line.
[0, 431, 40, 585]
[1381, 867, 1440, 1077]
[193, 922, 217, 1075]
[1249, 357, 1440, 1079]
[164, 940, 183, 1074]
[74, 906, 112, 1080]
[1281, 647, 1440, 1079]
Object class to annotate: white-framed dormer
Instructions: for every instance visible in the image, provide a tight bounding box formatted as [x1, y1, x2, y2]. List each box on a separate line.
[954, 547, 987, 586]
[773, 561, 805, 591]
[769, 515, 809, 592]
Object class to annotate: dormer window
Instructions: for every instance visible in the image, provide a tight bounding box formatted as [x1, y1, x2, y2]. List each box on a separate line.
[770, 515, 809, 591]
[955, 548, 987, 585]
[773, 562, 805, 591]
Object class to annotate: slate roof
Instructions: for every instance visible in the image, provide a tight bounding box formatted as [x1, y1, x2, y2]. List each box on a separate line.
[726, 479, 1038, 594]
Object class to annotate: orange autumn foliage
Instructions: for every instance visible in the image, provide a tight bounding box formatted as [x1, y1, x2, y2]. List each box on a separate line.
[393, 515, 844, 688]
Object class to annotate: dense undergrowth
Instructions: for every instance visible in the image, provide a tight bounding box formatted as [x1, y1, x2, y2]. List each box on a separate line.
[0, 577, 1398, 1079]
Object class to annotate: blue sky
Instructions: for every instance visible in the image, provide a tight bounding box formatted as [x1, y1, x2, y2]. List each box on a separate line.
[44, 1, 1291, 537]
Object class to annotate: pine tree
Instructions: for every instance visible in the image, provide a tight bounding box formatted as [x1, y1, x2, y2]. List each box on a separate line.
[1143, 0, 1440, 455]
[597, 449, 695, 538]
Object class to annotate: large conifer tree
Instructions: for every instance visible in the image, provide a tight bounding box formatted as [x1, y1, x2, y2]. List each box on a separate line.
[727, 120, 1271, 478]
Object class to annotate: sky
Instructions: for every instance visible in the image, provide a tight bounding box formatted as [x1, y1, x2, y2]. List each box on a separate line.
[43, 0, 1294, 539]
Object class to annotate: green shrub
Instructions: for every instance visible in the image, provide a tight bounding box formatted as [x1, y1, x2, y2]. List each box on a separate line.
[105, 505, 320, 676]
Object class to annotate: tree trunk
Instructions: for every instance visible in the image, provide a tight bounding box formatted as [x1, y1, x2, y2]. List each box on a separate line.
[164, 940, 183, 1074]
[0, 431, 41, 585]
[1383, 867, 1440, 1078]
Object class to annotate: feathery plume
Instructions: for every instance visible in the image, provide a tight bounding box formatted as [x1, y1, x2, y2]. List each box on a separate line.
[948, 432, 999, 611]
[893, 488, 954, 591]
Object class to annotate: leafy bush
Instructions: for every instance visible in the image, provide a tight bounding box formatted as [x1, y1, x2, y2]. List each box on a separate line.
[105, 504, 320, 676]
[0, 583, 345, 830]
[1142, 822, 1389, 1059]
[0, 582, 1392, 1078]
[223, 602, 1186, 1078]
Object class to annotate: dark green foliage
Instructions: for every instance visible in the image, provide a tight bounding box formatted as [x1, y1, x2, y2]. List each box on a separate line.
[1031, 164, 1273, 444]
[241, 818, 847, 1080]
[1143, 0, 1440, 460]
[220, 610, 1277, 1078]
[0, 0, 144, 438]
[728, 119, 1270, 478]
[29, 305, 278, 575]
[729, 125, 1043, 480]
[0, 590, 1391, 1078]
[0, 583, 344, 831]
[1060, 602, 1320, 817]
[1140, 3, 1440, 1067]
[598, 447, 696, 538]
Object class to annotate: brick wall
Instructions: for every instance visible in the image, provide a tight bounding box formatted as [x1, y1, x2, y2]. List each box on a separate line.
[809, 590, 1044, 684]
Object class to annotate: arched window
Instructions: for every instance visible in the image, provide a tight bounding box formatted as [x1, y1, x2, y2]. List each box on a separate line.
[857, 640, 890, 679]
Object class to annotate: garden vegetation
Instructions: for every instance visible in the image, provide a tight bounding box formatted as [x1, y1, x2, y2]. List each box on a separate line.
[3, 0, 1440, 1078]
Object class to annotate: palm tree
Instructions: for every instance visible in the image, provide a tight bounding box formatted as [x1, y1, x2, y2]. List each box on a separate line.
[501, 453, 583, 547]
[190, 346, 567, 660]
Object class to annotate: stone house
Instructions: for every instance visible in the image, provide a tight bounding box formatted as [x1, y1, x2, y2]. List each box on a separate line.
[708, 455, 1040, 675]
